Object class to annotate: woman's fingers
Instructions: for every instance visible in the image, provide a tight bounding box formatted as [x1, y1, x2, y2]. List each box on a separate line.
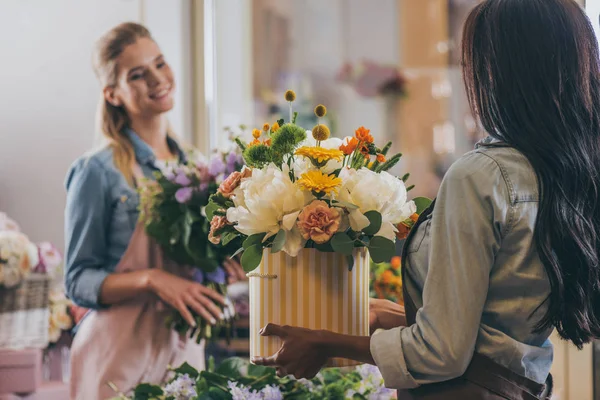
[195, 292, 224, 321]
[184, 294, 218, 325]
[174, 300, 196, 327]
[199, 285, 226, 305]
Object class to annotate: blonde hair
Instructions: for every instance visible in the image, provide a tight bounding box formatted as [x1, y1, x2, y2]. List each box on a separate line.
[93, 22, 152, 186]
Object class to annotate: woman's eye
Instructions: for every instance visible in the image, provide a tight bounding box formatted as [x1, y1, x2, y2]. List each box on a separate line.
[157, 62, 165, 69]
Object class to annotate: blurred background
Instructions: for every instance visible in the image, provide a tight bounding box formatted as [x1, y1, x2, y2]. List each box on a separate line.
[0, 0, 598, 398]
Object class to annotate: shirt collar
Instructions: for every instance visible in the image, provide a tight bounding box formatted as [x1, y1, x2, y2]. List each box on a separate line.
[124, 128, 187, 165]
[475, 135, 506, 149]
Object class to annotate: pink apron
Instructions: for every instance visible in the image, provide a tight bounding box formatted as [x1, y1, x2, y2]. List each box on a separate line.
[69, 167, 205, 400]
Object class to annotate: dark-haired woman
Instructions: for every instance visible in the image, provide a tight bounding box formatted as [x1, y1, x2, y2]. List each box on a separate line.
[252, 0, 600, 398]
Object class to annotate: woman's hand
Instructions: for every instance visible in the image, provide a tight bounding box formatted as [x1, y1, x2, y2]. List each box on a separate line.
[251, 324, 329, 379]
[148, 269, 226, 327]
[369, 298, 407, 334]
[222, 257, 247, 284]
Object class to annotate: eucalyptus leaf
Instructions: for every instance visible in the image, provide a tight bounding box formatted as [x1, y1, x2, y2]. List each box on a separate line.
[241, 244, 263, 272]
[271, 229, 286, 253]
[330, 233, 354, 256]
[331, 200, 359, 210]
[368, 236, 396, 263]
[362, 210, 382, 236]
[221, 231, 238, 247]
[173, 362, 200, 378]
[413, 197, 433, 215]
[243, 233, 266, 249]
[346, 255, 355, 271]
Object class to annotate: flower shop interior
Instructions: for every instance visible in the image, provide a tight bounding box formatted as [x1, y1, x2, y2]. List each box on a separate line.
[1, 0, 600, 399]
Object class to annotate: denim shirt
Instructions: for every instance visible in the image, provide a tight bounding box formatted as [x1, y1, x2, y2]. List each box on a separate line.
[64, 129, 186, 309]
[370, 137, 553, 389]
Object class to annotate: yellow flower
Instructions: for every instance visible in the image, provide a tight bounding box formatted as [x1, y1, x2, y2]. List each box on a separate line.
[297, 170, 342, 195]
[252, 129, 261, 139]
[263, 123, 270, 132]
[312, 124, 331, 141]
[271, 122, 280, 132]
[314, 104, 327, 118]
[295, 146, 344, 164]
[249, 138, 261, 147]
[285, 90, 296, 102]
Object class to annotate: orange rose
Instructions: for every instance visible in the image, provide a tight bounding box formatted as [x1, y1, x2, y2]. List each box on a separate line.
[355, 126, 374, 144]
[217, 167, 252, 198]
[208, 215, 228, 244]
[297, 200, 342, 244]
[376, 153, 386, 163]
[340, 136, 358, 155]
[391, 256, 401, 270]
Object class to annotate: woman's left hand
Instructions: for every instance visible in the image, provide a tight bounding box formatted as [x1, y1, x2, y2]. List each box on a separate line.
[222, 257, 247, 284]
[251, 323, 329, 379]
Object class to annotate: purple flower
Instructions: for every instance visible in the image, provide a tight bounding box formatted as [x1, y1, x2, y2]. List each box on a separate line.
[199, 182, 209, 192]
[174, 172, 192, 186]
[164, 374, 197, 400]
[164, 169, 176, 181]
[205, 266, 226, 285]
[192, 269, 205, 284]
[226, 151, 239, 174]
[209, 156, 226, 177]
[228, 382, 261, 400]
[175, 187, 193, 203]
[261, 385, 283, 400]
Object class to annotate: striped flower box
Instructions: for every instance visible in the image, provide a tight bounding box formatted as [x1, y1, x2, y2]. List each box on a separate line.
[248, 248, 370, 367]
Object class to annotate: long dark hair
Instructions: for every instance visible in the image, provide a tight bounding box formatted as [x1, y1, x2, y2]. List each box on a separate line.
[462, 0, 600, 348]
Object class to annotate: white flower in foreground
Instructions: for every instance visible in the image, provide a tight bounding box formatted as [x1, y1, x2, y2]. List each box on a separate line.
[338, 167, 416, 240]
[227, 163, 312, 256]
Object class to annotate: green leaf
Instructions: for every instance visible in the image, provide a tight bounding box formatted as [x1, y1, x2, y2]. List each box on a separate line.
[368, 236, 396, 263]
[231, 247, 244, 258]
[221, 231, 238, 247]
[346, 255, 355, 271]
[133, 383, 163, 400]
[247, 363, 276, 378]
[243, 233, 266, 249]
[331, 200, 358, 210]
[215, 357, 246, 379]
[413, 197, 433, 215]
[241, 244, 263, 272]
[173, 362, 200, 378]
[314, 241, 334, 252]
[362, 210, 382, 236]
[330, 233, 354, 256]
[204, 201, 222, 221]
[271, 229, 286, 253]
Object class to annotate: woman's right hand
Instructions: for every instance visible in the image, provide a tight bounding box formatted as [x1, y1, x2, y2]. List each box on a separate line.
[147, 269, 226, 327]
[369, 298, 407, 334]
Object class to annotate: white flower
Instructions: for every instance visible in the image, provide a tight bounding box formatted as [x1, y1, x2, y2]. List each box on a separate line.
[164, 374, 197, 400]
[0, 231, 38, 288]
[227, 163, 312, 257]
[0, 212, 20, 232]
[338, 168, 416, 241]
[293, 135, 344, 176]
[50, 304, 73, 330]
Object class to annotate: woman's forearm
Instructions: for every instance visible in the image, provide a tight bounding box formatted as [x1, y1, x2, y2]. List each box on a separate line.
[98, 269, 156, 305]
[320, 331, 375, 365]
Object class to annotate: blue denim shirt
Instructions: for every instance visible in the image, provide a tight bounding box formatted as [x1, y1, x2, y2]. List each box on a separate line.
[370, 137, 553, 388]
[64, 129, 186, 309]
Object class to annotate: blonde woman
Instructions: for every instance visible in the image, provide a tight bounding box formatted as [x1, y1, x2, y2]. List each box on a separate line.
[64, 22, 225, 399]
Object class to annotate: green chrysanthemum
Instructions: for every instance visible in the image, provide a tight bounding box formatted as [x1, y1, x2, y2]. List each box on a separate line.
[243, 144, 272, 169]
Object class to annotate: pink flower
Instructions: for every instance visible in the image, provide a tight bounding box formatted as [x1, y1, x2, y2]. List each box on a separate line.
[218, 167, 252, 198]
[208, 215, 228, 244]
[35, 242, 63, 276]
[297, 200, 342, 244]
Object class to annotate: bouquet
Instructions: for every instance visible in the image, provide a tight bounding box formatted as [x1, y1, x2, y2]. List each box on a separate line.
[115, 357, 395, 400]
[138, 146, 245, 342]
[207, 90, 430, 271]
[0, 230, 39, 288]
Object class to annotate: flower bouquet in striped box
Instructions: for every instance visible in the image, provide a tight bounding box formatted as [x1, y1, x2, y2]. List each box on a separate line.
[207, 90, 431, 367]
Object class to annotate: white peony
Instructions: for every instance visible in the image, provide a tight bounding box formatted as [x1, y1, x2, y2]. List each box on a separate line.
[338, 168, 416, 241]
[226, 163, 313, 257]
[293, 134, 344, 176]
[0, 231, 39, 288]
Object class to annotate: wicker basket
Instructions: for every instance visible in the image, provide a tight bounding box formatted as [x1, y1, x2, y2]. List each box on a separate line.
[0, 274, 50, 349]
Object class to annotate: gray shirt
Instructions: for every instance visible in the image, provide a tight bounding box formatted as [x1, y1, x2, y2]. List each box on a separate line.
[370, 137, 553, 389]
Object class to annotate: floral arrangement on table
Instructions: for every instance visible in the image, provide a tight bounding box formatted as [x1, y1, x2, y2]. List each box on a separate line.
[115, 357, 395, 400]
[337, 60, 407, 98]
[370, 256, 404, 306]
[207, 90, 429, 271]
[138, 144, 245, 343]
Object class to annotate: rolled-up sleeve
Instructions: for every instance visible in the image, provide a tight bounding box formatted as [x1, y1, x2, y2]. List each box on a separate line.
[370, 152, 511, 389]
[64, 156, 111, 309]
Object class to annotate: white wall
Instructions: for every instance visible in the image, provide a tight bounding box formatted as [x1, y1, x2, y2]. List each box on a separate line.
[0, 0, 193, 250]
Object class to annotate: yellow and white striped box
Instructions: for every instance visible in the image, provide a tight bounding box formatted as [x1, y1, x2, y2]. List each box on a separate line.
[248, 248, 370, 367]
